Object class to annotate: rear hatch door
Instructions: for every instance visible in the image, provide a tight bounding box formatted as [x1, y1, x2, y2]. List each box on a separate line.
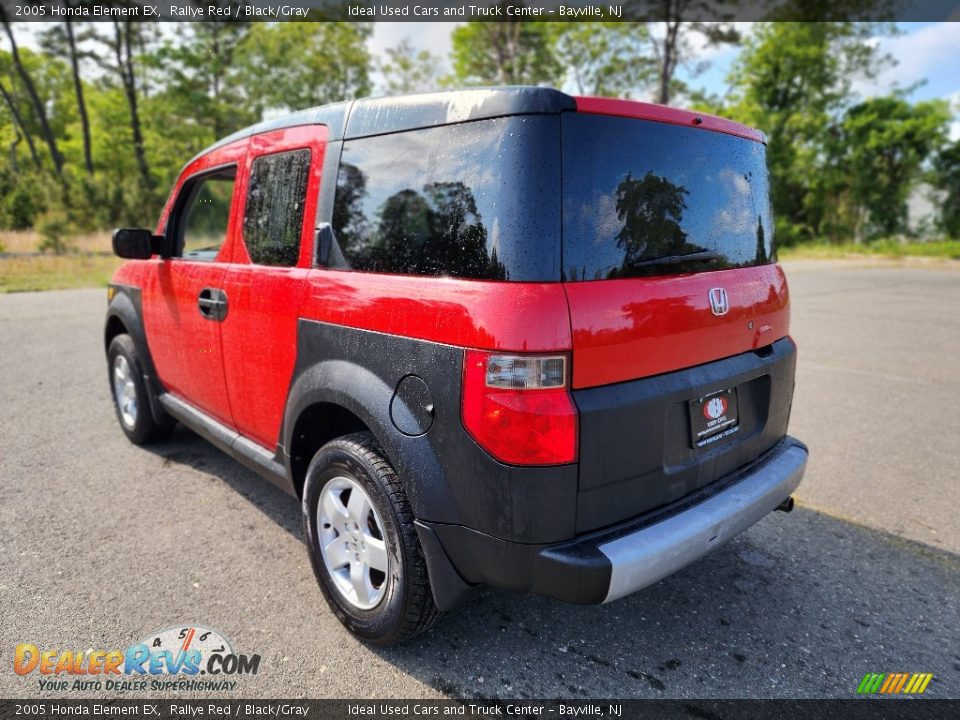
[561, 109, 795, 532]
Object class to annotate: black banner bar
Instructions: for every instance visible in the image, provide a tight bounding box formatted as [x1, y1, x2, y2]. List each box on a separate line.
[0, 699, 956, 720]
[1, 0, 959, 22]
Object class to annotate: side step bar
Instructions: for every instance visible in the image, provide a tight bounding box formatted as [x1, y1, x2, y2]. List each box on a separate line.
[157, 394, 295, 497]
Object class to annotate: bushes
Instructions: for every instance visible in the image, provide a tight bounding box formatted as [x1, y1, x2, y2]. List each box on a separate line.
[0, 169, 49, 231]
[36, 210, 73, 255]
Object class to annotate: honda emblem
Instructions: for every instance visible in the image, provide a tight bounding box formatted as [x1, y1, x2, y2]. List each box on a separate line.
[709, 288, 729, 316]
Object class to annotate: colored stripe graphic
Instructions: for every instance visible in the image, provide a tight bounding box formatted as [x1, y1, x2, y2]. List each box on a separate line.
[892, 673, 909, 693]
[857, 672, 932, 694]
[857, 673, 885, 694]
[879, 674, 896, 693]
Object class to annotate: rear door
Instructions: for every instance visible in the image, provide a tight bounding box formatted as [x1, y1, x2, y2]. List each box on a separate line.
[220, 126, 328, 450]
[560, 110, 794, 532]
[142, 140, 247, 426]
[561, 110, 787, 389]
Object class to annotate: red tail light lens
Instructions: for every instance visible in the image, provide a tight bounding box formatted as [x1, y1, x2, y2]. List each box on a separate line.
[461, 350, 578, 466]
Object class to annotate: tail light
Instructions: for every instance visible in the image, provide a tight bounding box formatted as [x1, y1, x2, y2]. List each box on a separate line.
[461, 350, 578, 466]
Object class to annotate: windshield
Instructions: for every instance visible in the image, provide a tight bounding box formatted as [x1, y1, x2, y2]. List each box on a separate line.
[561, 113, 775, 281]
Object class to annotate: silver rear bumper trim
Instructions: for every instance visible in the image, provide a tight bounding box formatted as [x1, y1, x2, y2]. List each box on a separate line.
[599, 440, 808, 602]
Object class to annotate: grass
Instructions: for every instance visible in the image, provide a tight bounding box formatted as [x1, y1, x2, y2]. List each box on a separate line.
[0, 229, 112, 254]
[0, 230, 119, 293]
[0, 253, 121, 293]
[779, 239, 960, 261]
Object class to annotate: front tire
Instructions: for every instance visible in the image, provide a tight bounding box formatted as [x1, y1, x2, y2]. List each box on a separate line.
[303, 432, 439, 645]
[107, 334, 173, 445]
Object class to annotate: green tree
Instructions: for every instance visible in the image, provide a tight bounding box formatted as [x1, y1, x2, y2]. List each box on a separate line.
[931, 138, 960, 239]
[235, 22, 372, 118]
[378, 39, 441, 95]
[450, 20, 561, 86]
[838, 97, 949, 239]
[631, 4, 739, 105]
[41, 20, 94, 176]
[0, 43, 76, 229]
[83, 21, 157, 196]
[0, 59, 41, 172]
[150, 19, 253, 140]
[1, 15, 67, 184]
[722, 22, 895, 244]
[552, 23, 654, 97]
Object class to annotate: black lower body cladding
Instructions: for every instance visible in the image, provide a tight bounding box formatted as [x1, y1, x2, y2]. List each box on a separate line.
[573, 338, 798, 533]
[282, 320, 579, 544]
[285, 324, 796, 547]
[425, 436, 807, 605]
[283, 323, 802, 608]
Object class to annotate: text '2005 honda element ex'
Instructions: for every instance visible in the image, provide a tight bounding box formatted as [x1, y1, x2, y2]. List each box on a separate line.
[105, 87, 807, 645]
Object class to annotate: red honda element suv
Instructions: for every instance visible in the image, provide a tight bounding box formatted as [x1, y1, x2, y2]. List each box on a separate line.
[105, 88, 807, 645]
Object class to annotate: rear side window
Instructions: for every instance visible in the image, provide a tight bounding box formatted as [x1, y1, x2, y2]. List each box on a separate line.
[562, 114, 775, 281]
[242, 148, 311, 267]
[331, 116, 561, 281]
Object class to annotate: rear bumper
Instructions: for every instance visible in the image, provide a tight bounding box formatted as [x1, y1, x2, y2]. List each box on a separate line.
[598, 437, 807, 601]
[424, 437, 807, 606]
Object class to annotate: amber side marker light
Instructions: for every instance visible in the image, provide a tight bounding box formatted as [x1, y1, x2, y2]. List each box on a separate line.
[461, 351, 578, 466]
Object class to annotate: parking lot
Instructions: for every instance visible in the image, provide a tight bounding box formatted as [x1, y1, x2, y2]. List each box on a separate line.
[1, 262, 958, 699]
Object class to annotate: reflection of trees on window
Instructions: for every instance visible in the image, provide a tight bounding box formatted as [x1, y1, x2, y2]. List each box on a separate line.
[370, 189, 429, 272]
[333, 162, 369, 252]
[337, 176, 506, 280]
[421, 181, 504, 279]
[611, 171, 703, 277]
[755, 215, 768, 265]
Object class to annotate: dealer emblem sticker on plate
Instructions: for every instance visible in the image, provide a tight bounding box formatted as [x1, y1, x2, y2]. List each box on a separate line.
[689, 388, 740, 448]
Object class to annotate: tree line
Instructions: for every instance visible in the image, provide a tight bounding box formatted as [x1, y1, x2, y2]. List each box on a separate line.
[1, 15, 958, 251]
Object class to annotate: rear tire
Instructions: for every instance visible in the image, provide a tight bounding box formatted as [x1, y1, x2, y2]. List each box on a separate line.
[303, 432, 439, 645]
[107, 334, 174, 445]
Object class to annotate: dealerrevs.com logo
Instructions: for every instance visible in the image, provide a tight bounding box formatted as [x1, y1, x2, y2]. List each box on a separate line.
[13, 625, 260, 693]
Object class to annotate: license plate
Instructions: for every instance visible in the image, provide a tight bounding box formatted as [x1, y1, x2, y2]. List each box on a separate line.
[689, 388, 739, 448]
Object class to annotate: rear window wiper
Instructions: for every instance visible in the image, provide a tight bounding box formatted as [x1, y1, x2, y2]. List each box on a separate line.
[627, 250, 725, 269]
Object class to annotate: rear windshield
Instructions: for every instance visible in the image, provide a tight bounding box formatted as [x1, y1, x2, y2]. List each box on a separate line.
[561, 114, 775, 281]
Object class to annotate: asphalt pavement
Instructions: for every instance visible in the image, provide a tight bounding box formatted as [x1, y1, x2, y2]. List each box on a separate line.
[1, 262, 958, 699]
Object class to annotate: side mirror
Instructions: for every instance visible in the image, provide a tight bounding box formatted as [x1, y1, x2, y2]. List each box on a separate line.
[112, 228, 163, 259]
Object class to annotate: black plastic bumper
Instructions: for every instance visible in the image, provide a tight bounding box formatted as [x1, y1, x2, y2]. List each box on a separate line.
[418, 436, 808, 608]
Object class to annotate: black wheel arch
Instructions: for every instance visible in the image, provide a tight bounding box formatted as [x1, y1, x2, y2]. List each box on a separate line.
[105, 284, 170, 426]
[284, 364, 476, 612]
[280, 359, 452, 525]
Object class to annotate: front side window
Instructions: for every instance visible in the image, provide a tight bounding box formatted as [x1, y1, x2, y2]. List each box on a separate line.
[562, 114, 775, 281]
[331, 116, 561, 281]
[242, 148, 311, 267]
[176, 167, 236, 261]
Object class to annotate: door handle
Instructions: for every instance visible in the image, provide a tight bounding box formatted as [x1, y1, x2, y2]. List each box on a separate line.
[198, 288, 228, 322]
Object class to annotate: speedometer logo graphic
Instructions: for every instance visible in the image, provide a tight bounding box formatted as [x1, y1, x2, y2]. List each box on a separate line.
[139, 625, 233, 671]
